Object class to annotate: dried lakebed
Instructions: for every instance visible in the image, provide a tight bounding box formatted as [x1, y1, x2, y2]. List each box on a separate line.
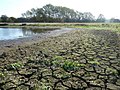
[0, 29, 120, 90]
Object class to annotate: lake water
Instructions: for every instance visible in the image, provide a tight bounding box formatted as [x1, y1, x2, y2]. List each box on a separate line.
[0, 27, 57, 40]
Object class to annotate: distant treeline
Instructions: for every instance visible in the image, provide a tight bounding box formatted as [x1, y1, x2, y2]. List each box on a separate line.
[0, 4, 120, 23]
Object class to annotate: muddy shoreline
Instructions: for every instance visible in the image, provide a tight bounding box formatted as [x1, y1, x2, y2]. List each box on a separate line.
[0, 28, 80, 53]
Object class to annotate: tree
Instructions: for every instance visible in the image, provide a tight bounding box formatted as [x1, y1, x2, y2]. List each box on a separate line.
[0, 18, 1, 22]
[96, 14, 106, 22]
[16, 18, 28, 22]
[0, 15, 8, 22]
[21, 4, 103, 23]
[8, 17, 17, 23]
[110, 18, 120, 23]
[82, 12, 95, 22]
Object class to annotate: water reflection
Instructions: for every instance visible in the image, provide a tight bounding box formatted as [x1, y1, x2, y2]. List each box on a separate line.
[0, 27, 58, 40]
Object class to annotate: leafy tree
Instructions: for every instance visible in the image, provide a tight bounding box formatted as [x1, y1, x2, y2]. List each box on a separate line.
[82, 12, 95, 22]
[16, 17, 28, 22]
[21, 4, 103, 23]
[22, 4, 83, 22]
[0, 15, 8, 22]
[0, 4, 107, 23]
[110, 18, 120, 23]
[96, 14, 106, 22]
[0, 18, 1, 22]
[8, 17, 17, 22]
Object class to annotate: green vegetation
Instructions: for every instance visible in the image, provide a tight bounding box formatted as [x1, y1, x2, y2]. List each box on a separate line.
[1, 4, 120, 23]
[1, 4, 119, 23]
[22, 4, 96, 23]
[5, 63, 23, 71]
[69, 23, 120, 33]
[1, 23, 120, 33]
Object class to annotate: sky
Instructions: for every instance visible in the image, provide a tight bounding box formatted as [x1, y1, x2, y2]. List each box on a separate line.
[0, 0, 120, 19]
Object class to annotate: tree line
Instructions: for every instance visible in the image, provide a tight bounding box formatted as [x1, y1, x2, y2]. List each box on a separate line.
[0, 4, 120, 23]
[0, 15, 28, 23]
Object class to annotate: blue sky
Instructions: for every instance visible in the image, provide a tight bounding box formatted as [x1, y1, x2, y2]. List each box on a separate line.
[0, 0, 120, 19]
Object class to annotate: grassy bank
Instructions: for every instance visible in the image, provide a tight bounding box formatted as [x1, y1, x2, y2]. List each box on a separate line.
[0, 28, 120, 89]
[1, 23, 120, 33]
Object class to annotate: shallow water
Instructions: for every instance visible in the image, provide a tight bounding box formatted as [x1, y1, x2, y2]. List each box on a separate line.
[0, 27, 57, 40]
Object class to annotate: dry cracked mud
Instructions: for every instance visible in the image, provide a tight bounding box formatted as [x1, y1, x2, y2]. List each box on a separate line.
[0, 29, 120, 90]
